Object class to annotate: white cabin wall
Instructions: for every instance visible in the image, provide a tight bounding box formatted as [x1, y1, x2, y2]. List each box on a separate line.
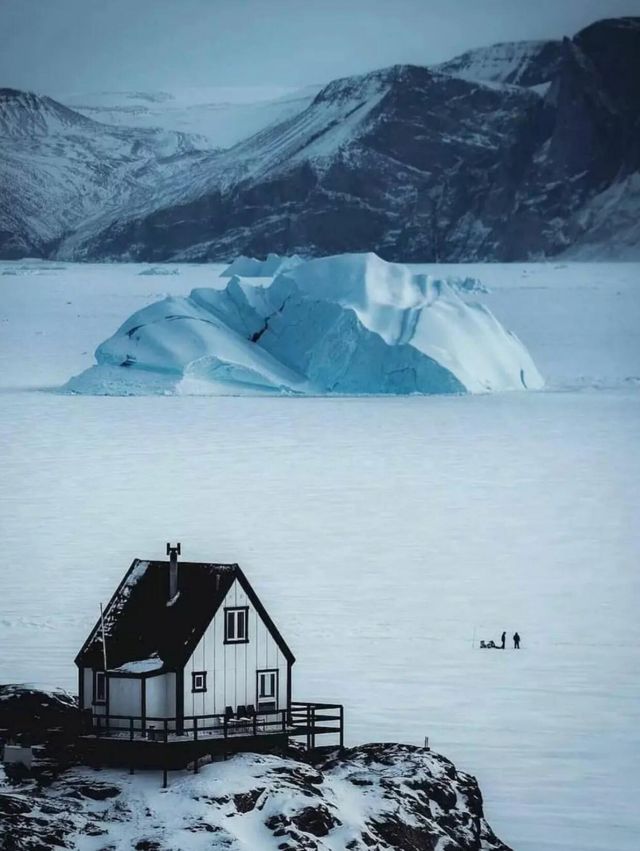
[183, 578, 289, 722]
[108, 677, 141, 728]
[86, 669, 176, 729]
[145, 673, 176, 726]
[82, 667, 93, 711]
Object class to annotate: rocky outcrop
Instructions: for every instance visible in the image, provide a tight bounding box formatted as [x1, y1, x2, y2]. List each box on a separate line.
[0, 684, 77, 741]
[0, 740, 511, 850]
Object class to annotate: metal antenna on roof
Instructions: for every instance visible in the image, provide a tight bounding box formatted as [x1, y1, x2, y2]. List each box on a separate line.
[99, 602, 108, 671]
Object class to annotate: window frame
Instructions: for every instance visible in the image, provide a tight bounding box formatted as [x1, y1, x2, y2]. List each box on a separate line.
[191, 671, 207, 693]
[256, 668, 279, 703]
[224, 606, 249, 644]
[93, 670, 106, 705]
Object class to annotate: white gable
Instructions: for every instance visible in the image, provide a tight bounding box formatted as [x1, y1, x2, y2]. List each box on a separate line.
[183, 576, 289, 720]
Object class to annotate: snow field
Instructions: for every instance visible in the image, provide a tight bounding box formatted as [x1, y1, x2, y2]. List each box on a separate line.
[0, 259, 639, 850]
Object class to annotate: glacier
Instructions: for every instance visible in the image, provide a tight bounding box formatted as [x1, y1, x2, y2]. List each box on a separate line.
[65, 253, 543, 396]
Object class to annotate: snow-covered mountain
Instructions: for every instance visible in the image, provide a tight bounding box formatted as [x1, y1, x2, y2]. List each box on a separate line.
[1, 17, 638, 262]
[61, 63, 548, 262]
[0, 87, 212, 259]
[57, 85, 321, 148]
[432, 39, 563, 88]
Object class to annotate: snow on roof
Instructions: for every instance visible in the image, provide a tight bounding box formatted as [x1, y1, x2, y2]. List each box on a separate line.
[76, 560, 294, 671]
[109, 656, 164, 674]
[76, 561, 237, 672]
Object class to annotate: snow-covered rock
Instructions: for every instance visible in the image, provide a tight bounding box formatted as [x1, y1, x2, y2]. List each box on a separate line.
[221, 253, 305, 277]
[0, 740, 511, 851]
[137, 266, 180, 276]
[447, 275, 490, 294]
[0, 684, 77, 745]
[65, 253, 542, 396]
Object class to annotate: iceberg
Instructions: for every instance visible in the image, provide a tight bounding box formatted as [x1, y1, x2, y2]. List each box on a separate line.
[65, 253, 543, 396]
[221, 253, 304, 278]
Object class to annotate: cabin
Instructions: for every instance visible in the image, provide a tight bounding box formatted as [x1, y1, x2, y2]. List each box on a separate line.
[75, 544, 342, 775]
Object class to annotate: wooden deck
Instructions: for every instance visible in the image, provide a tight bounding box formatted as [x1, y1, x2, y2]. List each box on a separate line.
[78, 702, 344, 784]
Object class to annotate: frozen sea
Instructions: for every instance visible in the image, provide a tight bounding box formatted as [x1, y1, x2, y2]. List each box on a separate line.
[1, 260, 639, 851]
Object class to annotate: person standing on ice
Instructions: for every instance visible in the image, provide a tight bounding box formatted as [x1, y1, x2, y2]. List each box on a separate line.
[513, 632, 521, 649]
[500, 631, 506, 649]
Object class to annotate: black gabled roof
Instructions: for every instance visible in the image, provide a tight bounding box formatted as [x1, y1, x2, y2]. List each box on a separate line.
[75, 560, 295, 673]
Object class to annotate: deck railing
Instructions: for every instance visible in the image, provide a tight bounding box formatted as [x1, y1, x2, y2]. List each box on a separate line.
[88, 708, 289, 742]
[84, 700, 344, 750]
[81, 702, 344, 788]
[289, 701, 344, 749]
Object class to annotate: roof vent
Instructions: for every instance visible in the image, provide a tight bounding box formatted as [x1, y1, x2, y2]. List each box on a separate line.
[166, 542, 181, 602]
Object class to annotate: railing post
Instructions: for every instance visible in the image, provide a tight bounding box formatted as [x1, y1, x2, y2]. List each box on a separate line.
[339, 705, 344, 749]
[282, 710, 286, 733]
[224, 716, 228, 739]
[96, 716, 101, 738]
[128, 716, 135, 775]
[253, 713, 257, 737]
[306, 704, 311, 751]
[193, 717, 199, 775]
[162, 719, 168, 789]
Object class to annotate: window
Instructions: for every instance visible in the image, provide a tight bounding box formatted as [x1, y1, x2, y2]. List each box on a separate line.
[93, 670, 106, 704]
[224, 606, 249, 644]
[191, 671, 207, 693]
[257, 669, 278, 701]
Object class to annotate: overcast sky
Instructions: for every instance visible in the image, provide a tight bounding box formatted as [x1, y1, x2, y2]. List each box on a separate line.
[1, 0, 638, 95]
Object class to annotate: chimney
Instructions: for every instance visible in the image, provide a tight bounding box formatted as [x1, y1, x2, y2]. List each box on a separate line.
[166, 542, 181, 600]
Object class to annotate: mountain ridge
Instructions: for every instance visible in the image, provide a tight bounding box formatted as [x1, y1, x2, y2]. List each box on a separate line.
[432, 39, 564, 87]
[1, 16, 638, 261]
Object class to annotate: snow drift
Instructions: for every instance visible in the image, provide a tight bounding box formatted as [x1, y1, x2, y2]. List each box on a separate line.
[66, 253, 543, 396]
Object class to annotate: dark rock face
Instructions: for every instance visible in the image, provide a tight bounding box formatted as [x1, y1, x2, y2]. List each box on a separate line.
[0, 737, 511, 850]
[1, 17, 637, 262]
[0, 685, 83, 789]
[0, 684, 78, 742]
